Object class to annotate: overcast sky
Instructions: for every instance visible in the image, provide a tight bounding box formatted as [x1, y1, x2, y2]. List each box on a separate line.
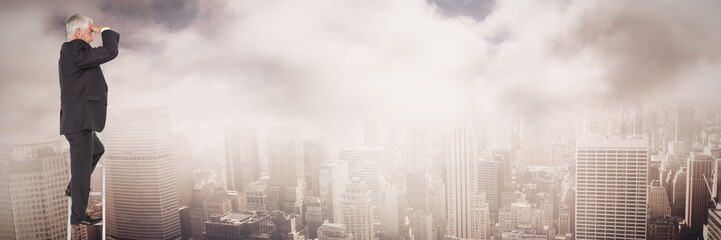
[1, 0, 720, 139]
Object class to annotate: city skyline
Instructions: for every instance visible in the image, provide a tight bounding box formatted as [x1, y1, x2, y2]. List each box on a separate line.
[2, 0, 721, 239]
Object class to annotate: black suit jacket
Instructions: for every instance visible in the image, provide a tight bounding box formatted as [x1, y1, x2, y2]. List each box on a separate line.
[59, 30, 120, 135]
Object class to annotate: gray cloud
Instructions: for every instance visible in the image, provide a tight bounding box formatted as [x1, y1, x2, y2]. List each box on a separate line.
[430, 0, 496, 21]
[478, 0, 721, 115]
[44, 0, 230, 50]
[550, 0, 721, 99]
[1, 0, 720, 139]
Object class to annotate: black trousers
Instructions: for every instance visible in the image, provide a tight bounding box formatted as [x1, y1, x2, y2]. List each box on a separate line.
[64, 129, 104, 220]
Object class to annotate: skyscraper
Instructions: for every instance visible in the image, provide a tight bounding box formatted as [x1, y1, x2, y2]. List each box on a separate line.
[317, 220, 352, 240]
[575, 136, 648, 239]
[380, 187, 402, 238]
[446, 127, 476, 238]
[675, 103, 695, 151]
[203, 193, 233, 221]
[648, 180, 671, 218]
[266, 126, 305, 214]
[319, 160, 349, 223]
[672, 168, 687, 218]
[707, 205, 721, 240]
[558, 206, 570, 235]
[304, 197, 324, 238]
[304, 138, 329, 197]
[175, 133, 195, 207]
[224, 127, 259, 192]
[475, 158, 499, 222]
[648, 216, 677, 240]
[0, 136, 67, 239]
[104, 108, 181, 239]
[425, 172, 446, 239]
[405, 170, 426, 210]
[685, 154, 713, 234]
[470, 193, 490, 240]
[518, 102, 551, 166]
[203, 210, 274, 239]
[407, 208, 433, 240]
[339, 147, 389, 223]
[340, 178, 373, 240]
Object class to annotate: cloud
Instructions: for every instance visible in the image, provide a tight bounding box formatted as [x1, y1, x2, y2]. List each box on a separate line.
[550, 0, 721, 99]
[42, 0, 229, 50]
[473, 0, 721, 113]
[429, 0, 496, 21]
[0, 0, 720, 139]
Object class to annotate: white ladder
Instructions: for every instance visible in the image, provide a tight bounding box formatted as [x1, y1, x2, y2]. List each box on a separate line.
[66, 132, 107, 240]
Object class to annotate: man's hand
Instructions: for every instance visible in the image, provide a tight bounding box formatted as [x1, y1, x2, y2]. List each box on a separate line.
[91, 24, 107, 33]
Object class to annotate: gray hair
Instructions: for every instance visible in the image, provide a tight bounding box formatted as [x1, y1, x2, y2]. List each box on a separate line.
[66, 14, 93, 39]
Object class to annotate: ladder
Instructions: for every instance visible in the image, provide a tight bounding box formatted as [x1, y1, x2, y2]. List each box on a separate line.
[67, 132, 106, 240]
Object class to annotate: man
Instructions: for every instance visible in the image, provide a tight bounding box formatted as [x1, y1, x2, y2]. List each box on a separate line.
[59, 13, 119, 225]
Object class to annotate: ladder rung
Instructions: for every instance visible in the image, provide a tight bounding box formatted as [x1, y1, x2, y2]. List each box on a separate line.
[72, 222, 104, 226]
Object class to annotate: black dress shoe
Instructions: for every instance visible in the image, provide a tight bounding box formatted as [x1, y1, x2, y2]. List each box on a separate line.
[71, 216, 102, 225]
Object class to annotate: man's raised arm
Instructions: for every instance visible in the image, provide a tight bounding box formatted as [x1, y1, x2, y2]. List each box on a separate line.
[73, 25, 120, 69]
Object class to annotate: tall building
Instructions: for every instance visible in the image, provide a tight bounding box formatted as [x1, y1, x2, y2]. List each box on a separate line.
[406, 171, 426, 210]
[244, 177, 268, 212]
[648, 180, 671, 218]
[380, 187, 402, 238]
[707, 205, 721, 240]
[203, 193, 233, 221]
[675, 104, 695, 151]
[318, 160, 349, 223]
[557, 206, 570, 235]
[446, 127, 476, 238]
[575, 136, 648, 239]
[304, 138, 329, 197]
[339, 147, 389, 223]
[204, 210, 274, 239]
[632, 100, 645, 136]
[475, 158, 499, 222]
[317, 220, 352, 240]
[712, 147, 721, 202]
[340, 178, 373, 240]
[304, 197, 324, 239]
[518, 103, 551, 166]
[268, 210, 308, 239]
[497, 202, 542, 233]
[0, 136, 67, 239]
[407, 209, 433, 240]
[537, 192, 555, 230]
[224, 127, 259, 192]
[179, 206, 191, 239]
[104, 108, 181, 239]
[470, 193, 490, 240]
[266, 126, 305, 214]
[685, 154, 713, 234]
[403, 126, 431, 173]
[672, 168, 687, 218]
[647, 216, 677, 240]
[175, 134, 195, 207]
[425, 172, 446, 239]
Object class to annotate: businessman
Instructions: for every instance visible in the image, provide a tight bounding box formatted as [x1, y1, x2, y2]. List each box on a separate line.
[59, 14, 119, 225]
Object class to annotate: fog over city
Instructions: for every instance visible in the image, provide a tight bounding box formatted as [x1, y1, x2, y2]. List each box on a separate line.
[1, 0, 720, 138]
[1, 0, 721, 239]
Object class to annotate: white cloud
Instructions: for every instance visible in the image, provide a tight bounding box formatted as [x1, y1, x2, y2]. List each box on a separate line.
[1, 0, 720, 138]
